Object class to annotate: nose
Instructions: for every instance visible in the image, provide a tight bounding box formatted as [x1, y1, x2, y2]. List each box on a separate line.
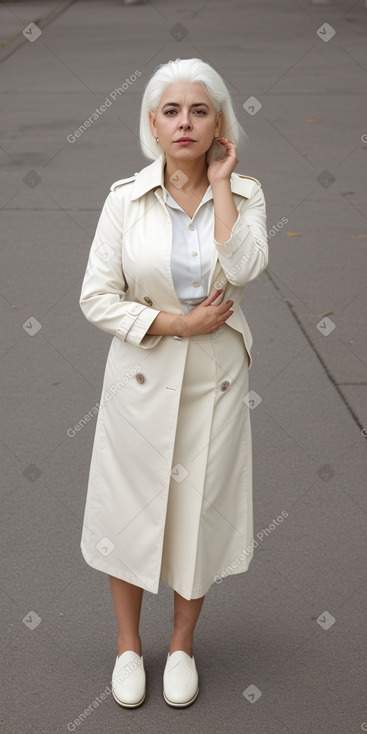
[178, 110, 192, 130]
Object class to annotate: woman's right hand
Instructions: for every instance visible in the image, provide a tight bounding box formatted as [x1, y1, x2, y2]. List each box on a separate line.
[183, 289, 234, 336]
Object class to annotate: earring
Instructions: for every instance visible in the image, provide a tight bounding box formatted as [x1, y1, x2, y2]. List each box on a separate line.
[156, 137, 159, 142]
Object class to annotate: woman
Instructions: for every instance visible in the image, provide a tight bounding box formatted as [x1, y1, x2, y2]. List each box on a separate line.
[79, 57, 268, 709]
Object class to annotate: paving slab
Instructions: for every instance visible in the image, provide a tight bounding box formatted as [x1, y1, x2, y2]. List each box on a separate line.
[1, 1, 367, 733]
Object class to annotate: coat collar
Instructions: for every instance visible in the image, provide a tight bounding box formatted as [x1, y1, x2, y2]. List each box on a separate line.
[130, 154, 260, 201]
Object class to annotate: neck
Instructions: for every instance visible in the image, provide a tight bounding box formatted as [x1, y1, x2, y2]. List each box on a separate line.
[163, 154, 209, 190]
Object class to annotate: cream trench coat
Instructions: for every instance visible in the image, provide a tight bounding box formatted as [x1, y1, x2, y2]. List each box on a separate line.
[79, 153, 268, 598]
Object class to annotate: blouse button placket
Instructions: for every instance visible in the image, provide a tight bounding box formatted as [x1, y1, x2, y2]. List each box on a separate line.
[187, 217, 201, 289]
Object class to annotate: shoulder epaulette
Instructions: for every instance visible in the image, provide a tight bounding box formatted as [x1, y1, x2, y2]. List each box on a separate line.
[110, 174, 137, 192]
[233, 173, 261, 187]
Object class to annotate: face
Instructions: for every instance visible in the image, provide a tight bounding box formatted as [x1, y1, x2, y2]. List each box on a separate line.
[148, 80, 222, 161]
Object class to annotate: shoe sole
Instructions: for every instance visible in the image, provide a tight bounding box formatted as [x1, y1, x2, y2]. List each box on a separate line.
[112, 686, 146, 708]
[163, 685, 199, 708]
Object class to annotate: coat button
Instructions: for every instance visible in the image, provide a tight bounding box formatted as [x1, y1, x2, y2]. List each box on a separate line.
[143, 296, 153, 306]
[135, 373, 145, 384]
[220, 380, 230, 392]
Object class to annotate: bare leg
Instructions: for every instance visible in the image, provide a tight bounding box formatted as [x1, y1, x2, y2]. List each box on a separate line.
[109, 576, 144, 657]
[169, 591, 206, 657]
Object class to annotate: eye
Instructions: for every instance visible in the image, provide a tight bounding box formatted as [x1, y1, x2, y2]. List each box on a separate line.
[163, 109, 207, 115]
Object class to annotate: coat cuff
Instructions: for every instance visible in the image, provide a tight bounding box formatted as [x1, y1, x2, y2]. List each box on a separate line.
[213, 211, 252, 256]
[116, 303, 162, 348]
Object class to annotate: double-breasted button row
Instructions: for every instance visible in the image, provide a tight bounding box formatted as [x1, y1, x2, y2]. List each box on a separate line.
[135, 376, 230, 391]
[135, 375, 230, 389]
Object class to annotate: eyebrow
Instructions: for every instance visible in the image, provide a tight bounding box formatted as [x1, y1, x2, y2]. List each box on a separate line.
[161, 102, 210, 109]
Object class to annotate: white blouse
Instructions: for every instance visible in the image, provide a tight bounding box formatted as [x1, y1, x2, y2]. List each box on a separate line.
[162, 183, 215, 314]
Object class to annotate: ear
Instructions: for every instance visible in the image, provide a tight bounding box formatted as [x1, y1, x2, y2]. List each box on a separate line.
[148, 109, 157, 139]
[215, 110, 223, 136]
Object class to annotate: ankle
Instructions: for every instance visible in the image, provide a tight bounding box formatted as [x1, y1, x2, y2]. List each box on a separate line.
[117, 634, 142, 657]
[169, 634, 193, 657]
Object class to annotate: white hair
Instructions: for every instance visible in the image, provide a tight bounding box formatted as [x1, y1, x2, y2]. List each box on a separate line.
[139, 57, 249, 163]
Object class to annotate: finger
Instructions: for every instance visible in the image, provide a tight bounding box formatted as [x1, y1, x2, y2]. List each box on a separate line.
[216, 137, 235, 145]
[216, 300, 234, 313]
[205, 289, 223, 305]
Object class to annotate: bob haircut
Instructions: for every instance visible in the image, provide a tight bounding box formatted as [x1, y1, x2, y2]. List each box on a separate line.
[139, 57, 249, 163]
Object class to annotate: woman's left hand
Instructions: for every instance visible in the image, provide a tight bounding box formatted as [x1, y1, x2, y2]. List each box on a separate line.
[207, 137, 238, 185]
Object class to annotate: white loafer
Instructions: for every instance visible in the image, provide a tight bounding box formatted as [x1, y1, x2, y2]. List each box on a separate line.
[163, 650, 199, 707]
[111, 650, 146, 708]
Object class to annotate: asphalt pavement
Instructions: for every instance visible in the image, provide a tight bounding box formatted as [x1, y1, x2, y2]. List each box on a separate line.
[0, 1, 366, 732]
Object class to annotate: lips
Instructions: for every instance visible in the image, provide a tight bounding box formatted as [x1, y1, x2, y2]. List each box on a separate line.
[175, 138, 195, 142]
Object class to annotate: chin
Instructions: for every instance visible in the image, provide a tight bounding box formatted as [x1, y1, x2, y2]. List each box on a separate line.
[170, 145, 204, 156]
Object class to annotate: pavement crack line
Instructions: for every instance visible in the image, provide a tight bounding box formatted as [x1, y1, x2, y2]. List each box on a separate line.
[0, 0, 77, 64]
[264, 268, 366, 437]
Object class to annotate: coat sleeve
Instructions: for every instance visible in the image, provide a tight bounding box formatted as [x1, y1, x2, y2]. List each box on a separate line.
[213, 183, 268, 287]
[79, 189, 163, 348]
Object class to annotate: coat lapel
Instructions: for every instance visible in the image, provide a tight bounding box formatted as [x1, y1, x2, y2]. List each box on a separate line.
[130, 154, 259, 297]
